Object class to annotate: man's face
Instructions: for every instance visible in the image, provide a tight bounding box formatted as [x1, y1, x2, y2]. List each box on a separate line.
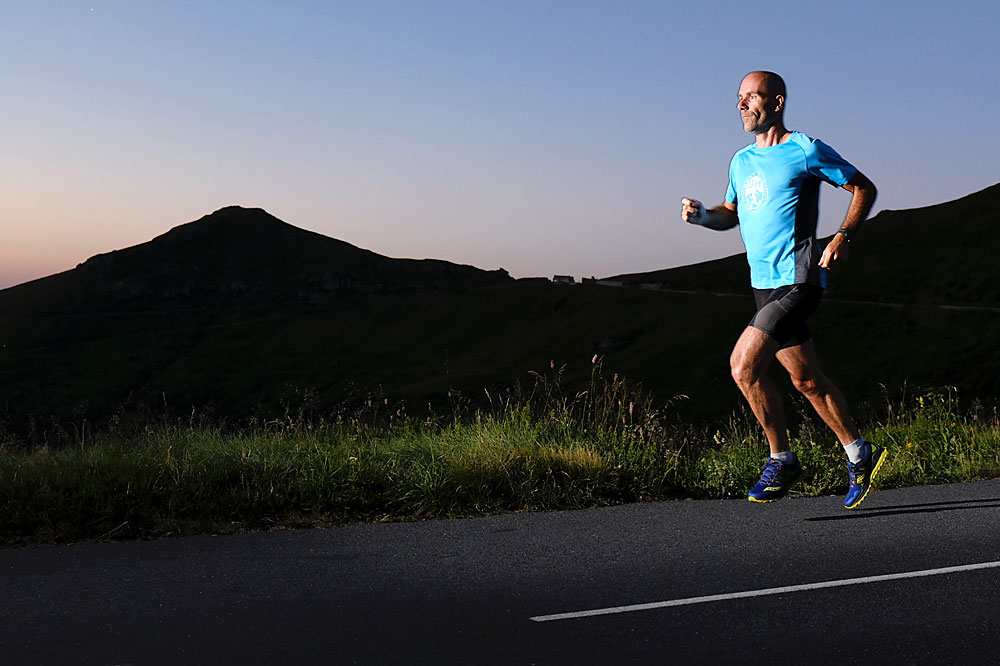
[737, 74, 782, 135]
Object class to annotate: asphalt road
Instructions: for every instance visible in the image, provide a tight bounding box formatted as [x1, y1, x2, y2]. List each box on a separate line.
[3, 480, 1000, 665]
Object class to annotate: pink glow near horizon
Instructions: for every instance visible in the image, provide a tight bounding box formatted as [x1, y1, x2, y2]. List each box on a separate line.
[2, 2, 997, 290]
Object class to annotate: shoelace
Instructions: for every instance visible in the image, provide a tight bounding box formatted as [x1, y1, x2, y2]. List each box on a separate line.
[847, 459, 866, 487]
[759, 459, 782, 485]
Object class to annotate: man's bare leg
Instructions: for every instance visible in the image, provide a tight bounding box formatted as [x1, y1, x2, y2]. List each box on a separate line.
[776, 338, 887, 508]
[730, 326, 789, 454]
[775, 339, 861, 445]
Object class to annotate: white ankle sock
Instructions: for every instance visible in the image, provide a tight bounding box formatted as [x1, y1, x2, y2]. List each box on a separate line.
[843, 437, 865, 464]
[772, 450, 796, 464]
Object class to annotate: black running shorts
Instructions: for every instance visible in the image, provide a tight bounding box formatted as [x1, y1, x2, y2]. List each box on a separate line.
[749, 284, 823, 349]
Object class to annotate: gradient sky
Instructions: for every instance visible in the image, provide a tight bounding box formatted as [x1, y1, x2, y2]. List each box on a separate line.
[2, 1, 998, 289]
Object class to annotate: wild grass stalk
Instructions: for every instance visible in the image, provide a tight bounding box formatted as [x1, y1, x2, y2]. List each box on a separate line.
[2, 374, 999, 545]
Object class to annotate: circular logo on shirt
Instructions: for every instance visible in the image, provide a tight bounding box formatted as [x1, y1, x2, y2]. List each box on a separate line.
[742, 171, 768, 214]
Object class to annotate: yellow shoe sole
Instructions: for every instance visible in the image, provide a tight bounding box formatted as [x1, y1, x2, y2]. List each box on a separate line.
[844, 447, 888, 510]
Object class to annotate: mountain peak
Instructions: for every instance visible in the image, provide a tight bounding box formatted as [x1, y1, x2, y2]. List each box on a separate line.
[210, 205, 266, 215]
[193, 205, 285, 228]
[56, 207, 512, 303]
[162, 205, 301, 241]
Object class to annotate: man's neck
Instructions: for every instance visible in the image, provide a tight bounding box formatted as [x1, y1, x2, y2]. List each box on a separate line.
[754, 125, 792, 148]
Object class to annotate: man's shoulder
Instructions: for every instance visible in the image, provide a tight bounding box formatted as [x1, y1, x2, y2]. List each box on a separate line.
[729, 142, 758, 165]
[788, 131, 835, 155]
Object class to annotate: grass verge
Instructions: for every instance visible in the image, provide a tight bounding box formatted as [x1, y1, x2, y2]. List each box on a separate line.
[2, 375, 999, 545]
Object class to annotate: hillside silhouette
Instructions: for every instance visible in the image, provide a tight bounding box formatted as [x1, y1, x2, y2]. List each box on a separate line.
[4, 207, 511, 312]
[1, 189, 999, 432]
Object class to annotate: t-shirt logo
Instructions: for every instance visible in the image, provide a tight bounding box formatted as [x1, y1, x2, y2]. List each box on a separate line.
[742, 171, 768, 215]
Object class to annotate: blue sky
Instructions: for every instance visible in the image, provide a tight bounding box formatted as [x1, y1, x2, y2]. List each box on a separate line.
[2, 1, 998, 288]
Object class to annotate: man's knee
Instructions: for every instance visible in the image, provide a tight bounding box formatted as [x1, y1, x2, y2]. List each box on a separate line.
[730, 328, 775, 388]
[790, 373, 820, 397]
[730, 354, 761, 389]
[788, 366, 838, 399]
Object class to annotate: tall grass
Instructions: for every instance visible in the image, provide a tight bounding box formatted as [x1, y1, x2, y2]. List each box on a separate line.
[3, 367, 999, 545]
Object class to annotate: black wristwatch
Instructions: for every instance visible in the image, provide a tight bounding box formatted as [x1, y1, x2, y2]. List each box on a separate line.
[836, 227, 852, 242]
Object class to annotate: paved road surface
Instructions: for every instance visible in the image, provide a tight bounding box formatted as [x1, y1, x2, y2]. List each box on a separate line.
[3, 480, 1000, 665]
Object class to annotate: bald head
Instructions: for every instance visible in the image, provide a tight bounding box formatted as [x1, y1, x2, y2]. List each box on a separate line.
[744, 71, 786, 99]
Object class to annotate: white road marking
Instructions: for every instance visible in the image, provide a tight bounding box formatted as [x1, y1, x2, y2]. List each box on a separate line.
[530, 560, 1000, 623]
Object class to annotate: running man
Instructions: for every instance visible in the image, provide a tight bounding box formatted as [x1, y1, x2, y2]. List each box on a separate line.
[681, 71, 885, 509]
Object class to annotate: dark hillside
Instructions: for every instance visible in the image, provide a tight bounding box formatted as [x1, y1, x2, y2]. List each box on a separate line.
[0, 207, 513, 426]
[826, 183, 1000, 306]
[1, 190, 999, 434]
[1, 206, 511, 316]
[608, 183, 1000, 307]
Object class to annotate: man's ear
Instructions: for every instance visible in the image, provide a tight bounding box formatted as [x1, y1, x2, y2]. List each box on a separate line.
[773, 94, 784, 113]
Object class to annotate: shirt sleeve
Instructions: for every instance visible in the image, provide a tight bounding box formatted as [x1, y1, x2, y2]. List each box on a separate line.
[804, 138, 857, 186]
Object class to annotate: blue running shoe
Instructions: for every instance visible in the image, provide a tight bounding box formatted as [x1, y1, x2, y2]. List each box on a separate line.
[844, 441, 887, 509]
[748, 457, 802, 503]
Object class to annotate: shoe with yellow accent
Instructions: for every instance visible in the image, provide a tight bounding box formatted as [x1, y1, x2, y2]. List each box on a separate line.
[748, 457, 802, 503]
[844, 441, 887, 509]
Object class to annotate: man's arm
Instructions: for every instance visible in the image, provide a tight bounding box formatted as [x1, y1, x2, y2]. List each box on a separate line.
[819, 171, 877, 268]
[681, 198, 739, 231]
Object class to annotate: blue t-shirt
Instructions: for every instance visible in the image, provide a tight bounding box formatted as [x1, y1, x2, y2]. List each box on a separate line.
[725, 131, 857, 289]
